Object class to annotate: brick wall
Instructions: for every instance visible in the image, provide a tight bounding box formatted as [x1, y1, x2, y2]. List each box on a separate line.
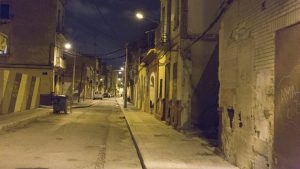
[219, 0, 300, 169]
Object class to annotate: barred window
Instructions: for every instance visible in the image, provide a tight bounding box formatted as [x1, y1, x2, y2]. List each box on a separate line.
[0, 33, 8, 55]
[0, 4, 10, 20]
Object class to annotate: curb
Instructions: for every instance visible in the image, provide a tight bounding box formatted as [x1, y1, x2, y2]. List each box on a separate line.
[40, 103, 94, 109]
[72, 103, 93, 109]
[0, 110, 52, 132]
[116, 99, 146, 169]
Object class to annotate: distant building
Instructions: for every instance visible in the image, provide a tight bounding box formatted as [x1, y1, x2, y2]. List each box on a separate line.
[100, 64, 123, 97]
[0, 0, 67, 113]
[63, 54, 100, 101]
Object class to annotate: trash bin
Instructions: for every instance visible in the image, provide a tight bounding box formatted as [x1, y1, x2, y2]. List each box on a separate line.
[52, 95, 68, 113]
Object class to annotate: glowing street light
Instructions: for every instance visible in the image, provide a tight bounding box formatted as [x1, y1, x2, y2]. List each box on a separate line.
[120, 67, 124, 71]
[64, 43, 72, 50]
[135, 11, 159, 24]
[119, 71, 122, 75]
[118, 78, 121, 81]
[136, 12, 144, 20]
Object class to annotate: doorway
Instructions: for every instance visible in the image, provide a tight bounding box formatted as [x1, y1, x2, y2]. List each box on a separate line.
[191, 45, 219, 142]
[164, 63, 170, 122]
[274, 22, 300, 169]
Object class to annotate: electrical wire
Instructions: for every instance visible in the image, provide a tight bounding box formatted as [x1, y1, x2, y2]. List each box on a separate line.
[67, 14, 118, 42]
[102, 54, 125, 61]
[101, 48, 125, 57]
[185, 0, 234, 50]
[90, 0, 121, 43]
[153, 0, 233, 59]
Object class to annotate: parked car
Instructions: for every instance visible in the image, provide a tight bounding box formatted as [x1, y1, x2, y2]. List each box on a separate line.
[93, 92, 103, 100]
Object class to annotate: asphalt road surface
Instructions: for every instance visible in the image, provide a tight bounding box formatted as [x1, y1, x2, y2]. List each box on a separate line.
[0, 99, 141, 169]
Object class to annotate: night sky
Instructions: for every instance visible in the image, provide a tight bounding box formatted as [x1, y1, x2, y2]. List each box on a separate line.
[65, 0, 160, 67]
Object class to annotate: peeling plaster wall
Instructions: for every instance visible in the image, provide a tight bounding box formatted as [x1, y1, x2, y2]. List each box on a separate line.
[219, 0, 300, 169]
[136, 65, 147, 112]
[159, 0, 224, 129]
[181, 0, 222, 130]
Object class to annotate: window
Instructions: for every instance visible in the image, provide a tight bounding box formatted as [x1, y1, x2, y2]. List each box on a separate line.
[56, 8, 65, 33]
[0, 33, 8, 55]
[173, 0, 179, 30]
[173, 63, 178, 80]
[0, 4, 10, 20]
[159, 79, 163, 98]
[150, 76, 155, 87]
[57, 9, 61, 32]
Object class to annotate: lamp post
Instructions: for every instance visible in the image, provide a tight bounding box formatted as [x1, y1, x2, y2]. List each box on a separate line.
[124, 44, 128, 108]
[64, 42, 76, 113]
[135, 12, 159, 49]
[72, 54, 76, 113]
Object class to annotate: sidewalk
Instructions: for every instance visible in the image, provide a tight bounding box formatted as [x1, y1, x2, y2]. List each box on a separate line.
[0, 108, 52, 131]
[0, 100, 94, 132]
[117, 98, 239, 169]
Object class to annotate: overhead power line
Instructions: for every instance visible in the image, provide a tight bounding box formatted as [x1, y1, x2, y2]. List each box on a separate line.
[185, 0, 234, 50]
[154, 0, 234, 58]
[101, 48, 125, 57]
[67, 14, 119, 42]
[90, 0, 121, 44]
[102, 54, 125, 61]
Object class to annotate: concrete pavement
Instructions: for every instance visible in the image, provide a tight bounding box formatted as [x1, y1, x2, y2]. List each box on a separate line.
[72, 99, 95, 108]
[0, 99, 94, 132]
[0, 99, 141, 169]
[117, 98, 239, 169]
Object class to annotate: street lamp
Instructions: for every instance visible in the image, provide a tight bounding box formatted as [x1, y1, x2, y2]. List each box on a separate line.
[135, 11, 159, 24]
[120, 67, 124, 71]
[63, 42, 76, 113]
[118, 71, 122, 75]
[136, 12, 144, 20]
[64, 43, 72, 50]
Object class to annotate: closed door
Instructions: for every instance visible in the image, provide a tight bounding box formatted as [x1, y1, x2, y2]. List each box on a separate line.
[274, 22, 300, 169]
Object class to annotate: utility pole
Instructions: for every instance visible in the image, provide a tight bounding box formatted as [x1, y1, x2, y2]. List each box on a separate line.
[71, 53, 76, 113]
[78, 63, 84, 103]
[124, 44, 128, 108]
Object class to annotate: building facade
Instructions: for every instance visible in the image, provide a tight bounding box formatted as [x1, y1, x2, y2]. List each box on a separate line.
[219, 0, 300, 169]
[132, 0, 222, 134]
[63, 54, 100, 101]
[153, 0, 222, 131]
[130, 0, 300, 168]
[0, 0, 67, 113]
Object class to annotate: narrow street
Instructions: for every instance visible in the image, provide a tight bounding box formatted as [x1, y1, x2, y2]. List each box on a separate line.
[0, 99, 141, 169]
